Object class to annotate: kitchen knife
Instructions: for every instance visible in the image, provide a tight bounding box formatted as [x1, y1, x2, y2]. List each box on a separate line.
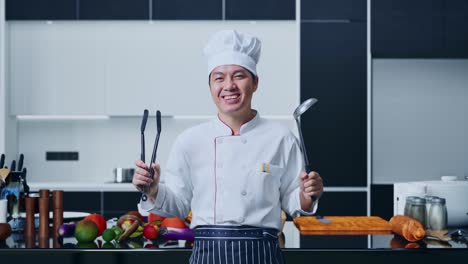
[18, 154, 24, 171]
[10, 160, 16, 172]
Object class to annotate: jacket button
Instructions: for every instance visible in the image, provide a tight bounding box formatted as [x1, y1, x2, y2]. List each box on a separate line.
[241, 138, 247, 144]
[217, 138, 223, 144]
[241, 190, 247, 196]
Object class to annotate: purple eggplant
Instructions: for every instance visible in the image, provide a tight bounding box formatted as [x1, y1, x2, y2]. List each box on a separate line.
[58, 223, 76, 237]
[160, 227, 194, 241]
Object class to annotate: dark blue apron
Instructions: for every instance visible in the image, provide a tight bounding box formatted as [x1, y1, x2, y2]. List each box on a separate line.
[189, 225, 284, 264]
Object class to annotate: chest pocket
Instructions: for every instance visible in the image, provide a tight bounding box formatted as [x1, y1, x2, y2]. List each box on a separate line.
[250, 163, 283, 206]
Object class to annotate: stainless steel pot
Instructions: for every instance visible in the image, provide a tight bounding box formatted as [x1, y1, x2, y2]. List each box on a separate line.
[113, 168, 135, 183]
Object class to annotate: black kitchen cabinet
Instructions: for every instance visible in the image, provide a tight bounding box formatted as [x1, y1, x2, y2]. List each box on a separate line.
[446, 0, 468, 16]
[225, 0, 295, 20]
[372, 0, 444, 17]
[6, 0, 77, 20]
[63, 192, 102, 215]
[445, 16, 468, 58]
[301, 22, 367, 187]
[372, 0, 468, 58]
[79, 0, 149, 20]
[371, 184, 393, 221]
[371, 0, 444, 58]
[103, 191, 142, 219]
[153, 0, 222, 20]
[372, 15, 444, 58]
[61, 191, 141, 219]
[301, 0, 367, 21]
[301, 234, 367, 249]
[314, 191, 367, 216]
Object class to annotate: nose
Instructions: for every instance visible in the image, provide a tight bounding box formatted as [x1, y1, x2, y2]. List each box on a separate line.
[224, 77, 237, 91]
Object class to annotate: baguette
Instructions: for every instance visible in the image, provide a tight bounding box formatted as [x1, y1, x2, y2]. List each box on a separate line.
[389, 215, 425, 242]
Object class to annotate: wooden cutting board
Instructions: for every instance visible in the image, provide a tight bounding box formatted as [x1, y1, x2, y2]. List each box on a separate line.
[293, 216, 393, 235]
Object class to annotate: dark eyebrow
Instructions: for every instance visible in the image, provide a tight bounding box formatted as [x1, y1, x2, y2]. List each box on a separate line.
[211, 72, 225, 76]
[233, 69, 248, 75]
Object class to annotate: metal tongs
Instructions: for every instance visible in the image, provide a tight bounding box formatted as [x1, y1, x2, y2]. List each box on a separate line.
[140, 109, 162, 201]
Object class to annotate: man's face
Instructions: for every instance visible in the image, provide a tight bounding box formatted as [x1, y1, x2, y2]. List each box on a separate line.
[209, 64, 258, 116]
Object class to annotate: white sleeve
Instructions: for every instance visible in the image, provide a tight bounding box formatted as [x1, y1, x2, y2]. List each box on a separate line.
[139, 136, 192, 219]
[280, 136, 319, 217]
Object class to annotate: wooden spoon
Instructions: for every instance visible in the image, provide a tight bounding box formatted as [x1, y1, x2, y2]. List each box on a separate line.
[0, 168, 10, 183]
[425, 229, 451, 242]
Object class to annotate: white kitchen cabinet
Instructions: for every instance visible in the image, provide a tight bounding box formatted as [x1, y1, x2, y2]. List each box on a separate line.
[9, 22, 106, 115]
[104, 22, 299, 116]
[103, 23, 217, 116]
[9, 22, 298, 116]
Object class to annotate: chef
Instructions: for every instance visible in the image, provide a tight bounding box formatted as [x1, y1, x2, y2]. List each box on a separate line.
[133, 29, 323, 264]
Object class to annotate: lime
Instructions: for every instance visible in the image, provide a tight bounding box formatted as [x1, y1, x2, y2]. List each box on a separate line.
[112, 226, 123, 239]
[102, 228, 117, 242]
[102, 242, 116, 249]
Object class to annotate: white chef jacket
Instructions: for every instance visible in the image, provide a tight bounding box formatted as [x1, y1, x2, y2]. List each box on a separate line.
[140, 111, 318, 230]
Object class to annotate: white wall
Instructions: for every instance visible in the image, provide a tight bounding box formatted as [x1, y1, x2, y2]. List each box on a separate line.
[372, 59, 468, 183]
[0, 0, 5, 153]
[0, 0, 17, 158]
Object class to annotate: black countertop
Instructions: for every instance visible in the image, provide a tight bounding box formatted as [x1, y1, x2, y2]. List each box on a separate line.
[1, 230, 468, 263]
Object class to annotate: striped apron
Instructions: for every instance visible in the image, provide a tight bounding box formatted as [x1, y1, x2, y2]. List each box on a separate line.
[189, 225, 284, 264]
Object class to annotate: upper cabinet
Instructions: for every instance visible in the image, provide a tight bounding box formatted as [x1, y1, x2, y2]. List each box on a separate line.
[79, 0, 149, 20]
[9, 23, 106, 115]
[225, 0, 295, 20]
[6, 0, 77, 20]
[372, 0, 468, 58]
[301, 0, 367, 21]
[153, 0, 222, 20]
[301, 22, 367, 187]
[6, 0, 296, 21]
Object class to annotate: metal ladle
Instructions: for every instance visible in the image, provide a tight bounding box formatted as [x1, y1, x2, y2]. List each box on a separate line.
[293, 97, 318, 175]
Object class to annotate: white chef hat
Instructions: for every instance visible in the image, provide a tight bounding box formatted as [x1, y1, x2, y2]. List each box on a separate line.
[203, 29, 261, 76]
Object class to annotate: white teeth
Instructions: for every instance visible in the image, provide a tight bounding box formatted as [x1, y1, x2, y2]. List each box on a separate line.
[224, 95, 238, 99]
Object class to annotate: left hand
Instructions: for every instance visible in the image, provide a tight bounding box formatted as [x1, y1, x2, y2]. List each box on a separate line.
[300, 171, 323, 201]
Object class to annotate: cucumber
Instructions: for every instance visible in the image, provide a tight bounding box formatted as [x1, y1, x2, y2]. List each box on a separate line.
[58, 223, 76, 237]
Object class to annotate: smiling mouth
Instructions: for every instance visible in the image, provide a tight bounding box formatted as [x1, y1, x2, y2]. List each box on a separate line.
[222, 94, 240, 100]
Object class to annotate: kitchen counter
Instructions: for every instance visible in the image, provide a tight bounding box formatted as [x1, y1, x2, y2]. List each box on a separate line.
[1, 229, 467, 263]
[28, 182, 135, 192]
[1, 239, 467, 263]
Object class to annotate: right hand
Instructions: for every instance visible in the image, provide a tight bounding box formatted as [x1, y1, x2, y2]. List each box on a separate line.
[133, 160, 161, 197]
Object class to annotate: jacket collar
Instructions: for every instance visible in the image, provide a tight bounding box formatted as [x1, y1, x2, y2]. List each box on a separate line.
[212, 110, 260, 136]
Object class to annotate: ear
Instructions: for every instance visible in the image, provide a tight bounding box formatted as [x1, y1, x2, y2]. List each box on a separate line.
[253, 76, 259, 92]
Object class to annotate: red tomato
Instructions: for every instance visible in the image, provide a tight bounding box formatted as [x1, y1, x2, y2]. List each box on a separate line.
[143, 224, 159, 240]
[84, 213, 107, 236]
